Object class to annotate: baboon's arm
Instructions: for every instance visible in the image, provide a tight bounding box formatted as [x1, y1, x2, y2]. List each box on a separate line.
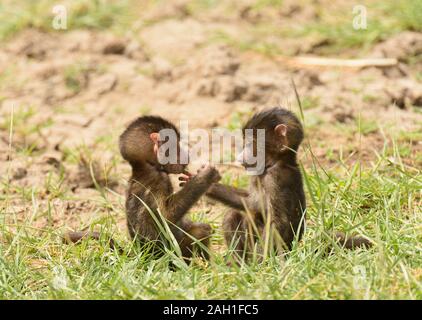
[166, 168, 218, 223]
[206, 183, 249, 211]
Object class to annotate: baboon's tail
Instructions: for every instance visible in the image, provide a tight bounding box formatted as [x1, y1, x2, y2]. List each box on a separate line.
[63, 231, 120, 252]
[334, 232, 372, 249]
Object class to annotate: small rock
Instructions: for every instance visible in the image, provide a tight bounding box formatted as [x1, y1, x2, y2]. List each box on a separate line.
[151, 58, 173, 81]
[333, 110, 355, 123]
[239, 6, 262, 23]
[371, 31, 422, 61]
[214, 76, 248, 102]
[125, 41, 149, 61]
[89, 73, 118, 95]
[41, 152, 62, 168]
[385, 79, 422, 109]
[243, 75, 277, 103]
[12, 168, 27, 180]
[102, 40, 126, 55]
[201, 47, 240, 77]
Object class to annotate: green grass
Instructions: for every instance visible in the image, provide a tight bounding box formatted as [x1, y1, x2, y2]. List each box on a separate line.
[0, 0, 421, 300]
[0, 0, 137, 40]
[2, 0, 420, 57]
[227, 109, 254, 131]
[390, 0, 422, 31]
[0, 105, 53, 156]
[1, 129, 421, 299]
[207, 0, 421, 56]
[291, 0, 422, 55]
[63, 64, 90, 94]
[301, 96, 320, 111]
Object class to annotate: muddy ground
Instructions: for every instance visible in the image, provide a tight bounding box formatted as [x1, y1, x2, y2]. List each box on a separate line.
[0, 1, 421, 240]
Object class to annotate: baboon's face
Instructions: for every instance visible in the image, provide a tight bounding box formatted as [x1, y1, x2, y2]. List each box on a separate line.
[236, 133, 259, 169]
[161, 144, 188, 174]
[151, 132, 188, 174]
[237, 122, 289, 170]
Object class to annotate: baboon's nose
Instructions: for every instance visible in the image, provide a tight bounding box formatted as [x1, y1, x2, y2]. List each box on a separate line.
[180, 148, 189, 164]
[236, 150, 244, 165]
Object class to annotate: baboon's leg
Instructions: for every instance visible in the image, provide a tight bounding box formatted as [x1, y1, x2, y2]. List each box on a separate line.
[179, 222, 212, 261]
[223, 210, 249, 259]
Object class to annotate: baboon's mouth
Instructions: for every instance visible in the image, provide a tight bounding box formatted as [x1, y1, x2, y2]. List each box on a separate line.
[164, 164, 187, 174]
[241, 162, 257, 169]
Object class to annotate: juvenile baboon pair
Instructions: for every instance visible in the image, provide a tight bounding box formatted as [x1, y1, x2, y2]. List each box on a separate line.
[66, 107, 371, 263]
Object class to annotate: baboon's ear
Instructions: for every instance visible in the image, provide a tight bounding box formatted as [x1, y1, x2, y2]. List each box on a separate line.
[150, 133, 160, 155]
[274, 124, 287, 137]
[150, 132, 159, 143]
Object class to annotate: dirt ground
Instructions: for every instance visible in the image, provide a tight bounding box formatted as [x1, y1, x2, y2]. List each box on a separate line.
[0, 1, 421, 237]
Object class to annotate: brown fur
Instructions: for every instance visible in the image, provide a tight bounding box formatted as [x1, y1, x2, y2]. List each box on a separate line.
[66, 116, 220, 262]
[207, 107, 371, 261]
[121, 116, 220, 261]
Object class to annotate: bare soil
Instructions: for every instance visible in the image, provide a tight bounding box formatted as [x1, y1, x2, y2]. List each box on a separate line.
[0, 3, 421, 236]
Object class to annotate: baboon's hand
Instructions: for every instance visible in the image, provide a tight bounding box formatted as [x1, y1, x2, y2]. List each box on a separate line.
[178, 165, 221, 187]
[197, 164, 221, 183]
[178, 170, 193, 187]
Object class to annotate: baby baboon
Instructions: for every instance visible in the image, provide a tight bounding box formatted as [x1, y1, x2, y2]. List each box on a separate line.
[120, 116, 220, 260]
[204, 107, 371, 259]
[66, 116, 220, 261]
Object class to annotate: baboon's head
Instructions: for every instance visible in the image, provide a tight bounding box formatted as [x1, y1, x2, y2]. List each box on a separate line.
[119, 116, 188, 174]
[238, 107, 304, 170]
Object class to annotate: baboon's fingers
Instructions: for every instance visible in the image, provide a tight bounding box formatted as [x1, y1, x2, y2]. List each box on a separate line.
[179, 172, 194, 187]
[178, 175, 190, 182]
[182, 170, 193, 177]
